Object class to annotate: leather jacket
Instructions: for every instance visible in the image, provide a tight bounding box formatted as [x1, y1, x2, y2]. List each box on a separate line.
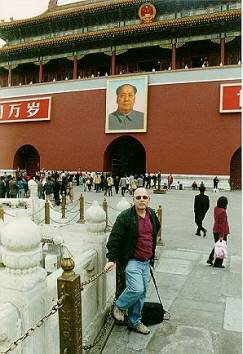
[106, 206, 160, 269]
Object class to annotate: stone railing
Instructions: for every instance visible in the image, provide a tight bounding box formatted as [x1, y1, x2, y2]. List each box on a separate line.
[0, 198, 118, 354]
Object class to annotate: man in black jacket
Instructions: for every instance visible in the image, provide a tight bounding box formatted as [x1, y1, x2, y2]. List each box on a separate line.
[194, 186, 210, 236]
[104, 187, 160, 334]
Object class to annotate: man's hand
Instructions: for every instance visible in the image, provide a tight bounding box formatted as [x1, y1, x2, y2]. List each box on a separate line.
[104, 261, 115, 272]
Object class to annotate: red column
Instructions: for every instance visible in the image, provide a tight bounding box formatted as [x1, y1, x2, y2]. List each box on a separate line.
[220, 37, 225, 65]
[172, 43, 176, 70]
[111, 51, 116, 75]
[73, 55, 78, 79]
[7, 65, 12, 86]
[38, 60, 43, 83]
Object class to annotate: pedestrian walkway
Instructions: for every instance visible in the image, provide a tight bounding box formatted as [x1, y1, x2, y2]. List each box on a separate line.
[93, 189, 241, 354]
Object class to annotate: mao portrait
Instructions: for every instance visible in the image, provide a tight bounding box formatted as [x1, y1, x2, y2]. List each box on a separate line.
[105, 76, 148, 133]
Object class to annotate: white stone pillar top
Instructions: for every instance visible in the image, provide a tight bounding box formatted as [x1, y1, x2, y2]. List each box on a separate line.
[1, 210, 42, 271]
[85, 201, 106, 234]
[1, 210, 41, 251]
[28, 178, 38, 197]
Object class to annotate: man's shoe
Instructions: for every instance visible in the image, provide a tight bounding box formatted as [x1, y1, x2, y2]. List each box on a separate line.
[113, 305, 124, 322]
[203, 230, 207, 237]
[207, 260, 213, 265]
[214, 264, 225, 268]
[195, 232, 201, 236]
[128, 322, 150, 335]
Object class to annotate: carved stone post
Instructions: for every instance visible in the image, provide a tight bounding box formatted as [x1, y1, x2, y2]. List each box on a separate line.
[0, 210, 47, 354]
[77, 194, 85, 223]
[102, 198, 108, 231]
[85, 201, 106, 309]
[28, 179, 41, 224]
[57, 257, 82, 354]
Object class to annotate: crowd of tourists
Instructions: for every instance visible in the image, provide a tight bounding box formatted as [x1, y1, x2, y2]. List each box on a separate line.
[0, 170, 174, 205]
[0, 169, 222, 208]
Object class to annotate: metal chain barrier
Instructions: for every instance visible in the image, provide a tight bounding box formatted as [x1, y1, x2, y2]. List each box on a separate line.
[49, 212, 80, 227]
[65, 200, 79, 213]
[3, 205, 45, 218]
[49, 204, 62, 213]
[79, 268, 114, 351]
[80, 269, 107, 288]
[0, 295, 66, 354]
[65, 207, 79, 214]
[0, 267, 113, 353]
[81, 308, 114, 351]
[28, 205, 45, 217]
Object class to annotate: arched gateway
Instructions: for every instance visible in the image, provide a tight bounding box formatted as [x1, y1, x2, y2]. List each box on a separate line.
[104, 136, 146, 177]
[13, 145, 40, 176]
[230, 147, 241, 189]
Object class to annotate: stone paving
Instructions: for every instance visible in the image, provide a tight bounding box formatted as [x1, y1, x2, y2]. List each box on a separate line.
[83, 187, 241, 354]
[2, 186, 241, 353]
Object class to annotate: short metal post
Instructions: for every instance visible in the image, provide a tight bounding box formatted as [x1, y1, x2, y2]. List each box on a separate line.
[0, 206, 4, 221]
[157, 205, 164, 245]
[61, 192, 66, 219]
[45, 201, 50, 224]
[77, 194, 85, 223]
[102, 198, 108, 231]
[57, 257, 82, 354]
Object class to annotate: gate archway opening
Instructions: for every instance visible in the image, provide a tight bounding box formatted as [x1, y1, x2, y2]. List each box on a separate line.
[13, 145, 40, 177]
[104, 136, 146, 176]
[230, 147, 241, 190]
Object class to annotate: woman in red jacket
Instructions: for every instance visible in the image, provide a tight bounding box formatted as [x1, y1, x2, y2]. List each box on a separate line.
[207, 196, 230, 268]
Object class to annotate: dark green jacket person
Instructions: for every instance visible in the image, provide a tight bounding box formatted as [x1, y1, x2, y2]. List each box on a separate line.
[106, 206, 160, 270]
[9, 178, 18, 198]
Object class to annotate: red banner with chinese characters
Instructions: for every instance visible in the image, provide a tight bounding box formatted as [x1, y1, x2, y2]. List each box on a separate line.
[0, 97, 51, 123]
[220, 84, 241, 113]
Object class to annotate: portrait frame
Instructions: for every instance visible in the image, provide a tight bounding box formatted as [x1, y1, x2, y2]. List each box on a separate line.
[105, 76, 148, 133]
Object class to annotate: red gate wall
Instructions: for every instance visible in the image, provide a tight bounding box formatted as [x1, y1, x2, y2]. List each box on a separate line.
[0, 80, 240, 175]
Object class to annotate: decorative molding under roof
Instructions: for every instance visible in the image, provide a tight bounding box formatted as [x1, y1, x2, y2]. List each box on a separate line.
[0, 0, 144, 29]
[0, 9, 240, 56]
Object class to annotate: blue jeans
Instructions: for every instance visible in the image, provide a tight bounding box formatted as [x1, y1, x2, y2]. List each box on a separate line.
[18, 189, 25, 198]
[115, 259, 150, 326]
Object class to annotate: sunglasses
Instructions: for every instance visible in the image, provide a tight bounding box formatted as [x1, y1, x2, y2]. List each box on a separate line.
[135, 195, 149, 200]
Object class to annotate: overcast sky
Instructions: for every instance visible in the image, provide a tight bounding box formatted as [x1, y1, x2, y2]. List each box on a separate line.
[0, 0, 86, 46]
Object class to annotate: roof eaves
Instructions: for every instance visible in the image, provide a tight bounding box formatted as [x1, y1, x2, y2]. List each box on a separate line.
[0, 9, 240, 55]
